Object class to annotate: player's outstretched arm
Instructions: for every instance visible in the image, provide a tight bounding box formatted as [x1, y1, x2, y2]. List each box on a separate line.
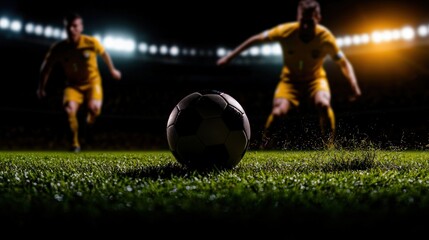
[217, 33, 265, 66]
[101, 51, 121, 80]
[337, 57, 361, 101]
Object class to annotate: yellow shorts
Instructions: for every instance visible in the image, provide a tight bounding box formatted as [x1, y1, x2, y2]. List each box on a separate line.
[63, 82, 103, 105]
[274, 77, 330, 107]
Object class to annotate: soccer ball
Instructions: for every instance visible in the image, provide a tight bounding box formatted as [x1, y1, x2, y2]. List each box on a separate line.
[166, 90, 251, 169]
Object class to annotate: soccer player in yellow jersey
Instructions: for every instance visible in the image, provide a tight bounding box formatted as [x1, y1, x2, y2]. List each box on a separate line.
[217, 0, 361, 149]
[37, 13, 121, 152]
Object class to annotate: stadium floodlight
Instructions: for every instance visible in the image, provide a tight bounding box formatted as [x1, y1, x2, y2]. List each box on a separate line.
[149, 44, 157, 54]
[169, 45, 179, 56]
[217, 47, 227, 57]
[401, 26, 415, 41]
[182, 48, 188, 55]
[44, 26, 53, 38]
[61, 30, 67, 39]
[352, 35, 361, 45]
[189, 49, 196, 56]
[381, 30, 393, 42]
[360, 34, 370, 44]
[138, 42, 148, 53]
[34, 25, 43, 35]
[336, 37, 344, 47]
[103, 36, 136, 53]
[25, 23, 34, 34]
[0, 17, 10, 29]
[343, 36, 352, 46]
[417, 25, 428, 37]
[391, 30, 401, 41]
[10, 20, 22, 32]
[371, 31, 382, 43]
[271, 43, 282, 55]
[52, 28, 61, 39]
[249, 46, 260, 56]
[93, 34, 102, 41]
[160, 45, 168, 55]
[240, 50, 249, 57]
[261, 44, 272, 56]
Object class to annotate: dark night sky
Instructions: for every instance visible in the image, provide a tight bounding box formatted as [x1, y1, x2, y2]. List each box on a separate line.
[2, 0, 429, 46]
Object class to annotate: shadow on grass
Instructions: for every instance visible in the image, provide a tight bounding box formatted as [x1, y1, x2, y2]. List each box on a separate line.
[121, 148, 378, 179]
[120, 161, 232, 180]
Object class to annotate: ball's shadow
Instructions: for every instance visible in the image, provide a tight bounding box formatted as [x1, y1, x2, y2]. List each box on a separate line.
[121, 162, 232, 180]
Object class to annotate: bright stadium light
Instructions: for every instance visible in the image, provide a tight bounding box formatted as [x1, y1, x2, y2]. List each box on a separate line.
[44, 26, 53, 38]
[0, 17, 10, 29]
[381, 30, 393, 42]
[391, 30, 401, 41]
[261, 44, 272, 56]
[417, 25, 428, 37]
[61, 30, 67, 39]
[159, 45, 168, 55]
[25, 23, 34, 33]
[103, 36, 136, 53]
[10, 20, 22, 32]
[240, 50, 249, 57]
[217, 47, 227, 57]
[9, 17, 429, 60]
[343, 36, 352, 46]
[93, 34, 102, 41]
[169, 45, 179, 56]
[34, 25, 43, 35]
[249, 46, 260, 56]
[352, 35, 362, 45]
[360, 34, 370, 44]
[336, 37, 344, 47]
[138, 42, 148, 53]
[271, 43, 282, 55]
[401, 26, 415, 41]
[371, 31, 383, 43]
[52, 28, 61, 38]
[149, 44, 157, 54]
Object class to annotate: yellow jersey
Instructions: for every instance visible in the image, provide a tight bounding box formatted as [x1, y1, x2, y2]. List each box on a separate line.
[43, 34, 105, 86]
[263, 22, 343, 80]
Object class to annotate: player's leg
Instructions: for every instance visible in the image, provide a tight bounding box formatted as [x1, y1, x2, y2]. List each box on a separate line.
[63, 87, 83, 152]
[260, 80, 297, 149]
[84, 83, 103, 145]
[86, 83, 103, 125]
[311, 79, 335, 148]
[261, 98, 292, 149]
[87, 99, 102, 125]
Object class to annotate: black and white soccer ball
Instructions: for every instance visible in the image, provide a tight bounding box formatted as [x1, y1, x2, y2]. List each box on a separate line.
[166, 90, 251, 169]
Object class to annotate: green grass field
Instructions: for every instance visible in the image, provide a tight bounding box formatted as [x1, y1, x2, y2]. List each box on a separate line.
[1, 149, 429, 236]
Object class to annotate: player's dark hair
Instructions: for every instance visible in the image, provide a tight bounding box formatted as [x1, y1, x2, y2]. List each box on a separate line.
[298, 0, 321, 20]
[63, 12, 82, 24]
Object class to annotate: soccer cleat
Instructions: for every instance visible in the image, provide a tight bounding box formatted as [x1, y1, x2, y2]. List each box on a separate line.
[326, 142, 335, 150]
[70, 146, 81, 153]
[259, 134, 274, 150]
[323, 136, 335, 150]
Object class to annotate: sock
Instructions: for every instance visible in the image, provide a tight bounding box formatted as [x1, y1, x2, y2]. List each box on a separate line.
[320, 106, 336, 146]
[68, 112, 79, 147]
